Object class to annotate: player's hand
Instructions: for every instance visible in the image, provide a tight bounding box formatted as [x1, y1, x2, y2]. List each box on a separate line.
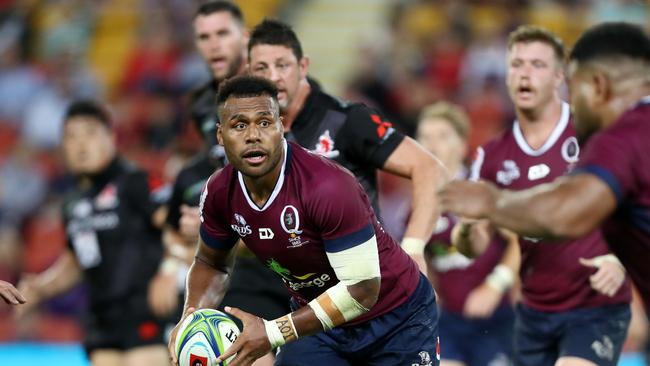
[217, 306, 271, 366]
[439, 180, 498, 220]
[179, 205, 201, 242]
[15, 275, 41, 318]
[168, 307, 196, 366]
[463, 282, 503, 318]
[0, 280, 26, 305]
[580, 255, 626, 297]
[147, 272, 179, 317]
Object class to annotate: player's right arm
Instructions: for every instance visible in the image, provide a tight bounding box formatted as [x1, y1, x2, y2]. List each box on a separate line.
[16, 248, 83, 317]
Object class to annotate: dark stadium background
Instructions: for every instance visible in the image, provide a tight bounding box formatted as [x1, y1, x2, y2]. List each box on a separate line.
[0, 0, 647, 364]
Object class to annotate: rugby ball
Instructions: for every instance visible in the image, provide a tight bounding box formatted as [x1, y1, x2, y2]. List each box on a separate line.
[175, 309, 240, 366]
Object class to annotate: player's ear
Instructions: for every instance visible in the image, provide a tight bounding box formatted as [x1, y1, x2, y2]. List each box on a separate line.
[216, 123, 224, 146]
[299, 55, 310, 79]
[592, 70, 612, 105]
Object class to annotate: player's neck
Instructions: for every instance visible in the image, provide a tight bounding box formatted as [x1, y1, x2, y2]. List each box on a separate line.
[606, 85, 650, 127]
[515, 98, 563, 150]
[242, 146, 286, 207]
[281, 79, 311, 132]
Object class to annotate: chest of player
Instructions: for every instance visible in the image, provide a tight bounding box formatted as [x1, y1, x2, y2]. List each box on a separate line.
[289, 108, 346, 161]
[226, 195, 336, 288]
[489, 136, 579, 190]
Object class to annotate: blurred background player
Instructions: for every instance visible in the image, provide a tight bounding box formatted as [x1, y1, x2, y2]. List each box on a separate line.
[0, 280, 25, 305]
[248, 19, 445, 274]
[169, 75, 440, 366]
[156, 3, 288, 365]
[441, 21, 650, 366]
[17, 101, 170, 366]
[458, 25, 631, 366]
[416, 101, 515, 366]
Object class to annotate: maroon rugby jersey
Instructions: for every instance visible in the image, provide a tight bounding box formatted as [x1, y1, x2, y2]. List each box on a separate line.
[199, 140, 420, 325]
[574, 96, 650, 309]
[472, 102, 630, 312]
[427, 212, 508, 314]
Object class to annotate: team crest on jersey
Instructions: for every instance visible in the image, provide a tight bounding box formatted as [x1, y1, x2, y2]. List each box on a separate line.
[231, 213, 252, 237]
[95, 184, 118, 210]
[496, 160, 520, 185]
[561, 136, 580, 164]
[411, 351, 433, 366]
[280, 205, 308, 248]
[314, 130, 340, 158]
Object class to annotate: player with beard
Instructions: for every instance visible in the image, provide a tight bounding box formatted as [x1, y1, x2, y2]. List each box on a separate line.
[151, 5, 289, 366]
[247, 19, 445, 276]
[447, 25, 630, 366]
[441, 21, 650, 340]
[168, 75, 440, 366]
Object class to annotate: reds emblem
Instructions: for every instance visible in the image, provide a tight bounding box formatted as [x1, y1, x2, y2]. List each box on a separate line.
[314, 130, 340, 158]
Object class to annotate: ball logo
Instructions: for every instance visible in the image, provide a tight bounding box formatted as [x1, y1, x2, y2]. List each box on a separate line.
[190, 354, 207, 366]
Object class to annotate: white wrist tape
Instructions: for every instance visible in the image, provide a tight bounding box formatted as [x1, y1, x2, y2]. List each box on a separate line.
[326, 235, 380, 286]
[308, 282, 370, 331]
[264, 314, 298, 349]
[591, 254, 624, 270]
[486, 264, 515, 293]
[160, 257, 181, 275]
[401, 237, 427, 255]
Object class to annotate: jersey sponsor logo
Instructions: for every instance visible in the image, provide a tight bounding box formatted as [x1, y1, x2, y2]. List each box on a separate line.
[496, 160, 520, 186]
[314, 130, 340, 159]
[370, 114, 395, 141]
[95, 184, 119, 210]
[561, 136, 580, 164]
[68, 213, 120, 233]
[71, 200, 93, 218]
[591, 335, 614, 361]
[527, 163, 550, 181]
[266, 258, 330, 290]
[411, 351, 433, 366]
[231, 213, 252, 236]
[259, 228, 275, 239]
[280, 205, 308, 247]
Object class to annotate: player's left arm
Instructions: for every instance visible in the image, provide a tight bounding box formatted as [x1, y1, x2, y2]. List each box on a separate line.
[383, 136, 447, 273]
[441, 173, 617, 239]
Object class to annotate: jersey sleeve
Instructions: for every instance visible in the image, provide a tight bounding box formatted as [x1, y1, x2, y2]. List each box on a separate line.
[573, 129, 635, 205]
[198, 175, 238, 250]
[307, 169, 376, 253]
[165, 170, 190, 230]
[336, 105, 405, 169]
[123, 171, 164, 222]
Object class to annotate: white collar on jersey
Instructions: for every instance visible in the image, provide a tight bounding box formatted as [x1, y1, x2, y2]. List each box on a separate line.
[513, 101, 570, 157]
[238, 139, 288, 212]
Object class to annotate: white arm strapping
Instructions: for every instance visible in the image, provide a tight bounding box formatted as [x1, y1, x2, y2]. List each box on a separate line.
[325, 234, 381, 286]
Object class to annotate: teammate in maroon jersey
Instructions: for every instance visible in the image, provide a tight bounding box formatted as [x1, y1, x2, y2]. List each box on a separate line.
[441, 21, 650, 323]
[447, 25, 630, 366]
[168, 76, 440, 366]
[417, 102, 515, 366]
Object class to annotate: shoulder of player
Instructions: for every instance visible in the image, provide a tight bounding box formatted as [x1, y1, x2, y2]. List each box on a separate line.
[290, 143, 357, 189]
[478, 127, 514, 158]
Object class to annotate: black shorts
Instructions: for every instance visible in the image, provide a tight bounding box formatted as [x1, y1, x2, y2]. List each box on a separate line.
[84, 292, 167, 355]
[219, 256, 291, 329]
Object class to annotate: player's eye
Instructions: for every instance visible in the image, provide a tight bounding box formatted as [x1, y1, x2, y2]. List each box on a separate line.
[259, 120, 271, 127]
[252, 65, 268, 75]
[234, 122, 246, 130]
[533, 60, 546, 68]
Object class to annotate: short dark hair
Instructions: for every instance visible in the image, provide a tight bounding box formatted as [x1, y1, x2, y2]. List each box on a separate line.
[195, 1, 244, 25]
[64, 100, 111, 128]
[569, 22, 650, 65]
[217, 75, 279, 107]
[249, 19, 303, 60]
[508, 25, 566, 62]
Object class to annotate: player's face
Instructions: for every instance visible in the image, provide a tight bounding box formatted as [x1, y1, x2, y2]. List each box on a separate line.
[507, 41, 563, 112]
[416, 118, 466, 169]
[217, 95, 284, 178]
[249, 45, 308, 111]
[194, 11, 246, 82]
[567, 60, 604, 143]
[62, 117, 116, 175]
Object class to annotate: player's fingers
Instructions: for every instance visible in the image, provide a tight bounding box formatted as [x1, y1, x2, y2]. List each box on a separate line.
[0, 289, 18, 304]
[579, 257, 597, 268]
[215, 335, 243, 363]
[225, 306, 248, 322]
[9, 286, 26, 304]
